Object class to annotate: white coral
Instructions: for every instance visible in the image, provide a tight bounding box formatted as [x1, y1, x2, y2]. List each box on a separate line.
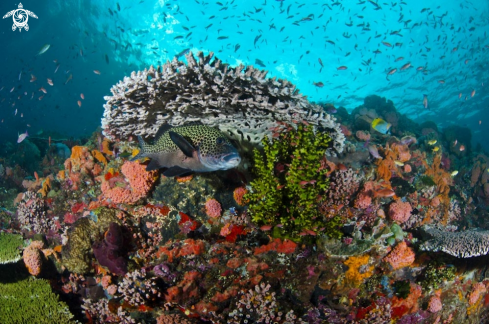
[102, 51, 345, 155]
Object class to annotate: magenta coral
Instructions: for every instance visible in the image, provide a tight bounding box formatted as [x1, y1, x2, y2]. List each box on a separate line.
[205, 198, 222, 218]
[388, 200, 412, 224]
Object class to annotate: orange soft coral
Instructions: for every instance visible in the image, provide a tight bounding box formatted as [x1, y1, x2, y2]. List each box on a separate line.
[383, 241, 415, 270]
[100, 160, 158, 205]
[344, 254, 374, 287]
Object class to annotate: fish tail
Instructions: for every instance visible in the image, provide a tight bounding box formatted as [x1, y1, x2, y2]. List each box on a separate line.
[130, 136, 149, 161]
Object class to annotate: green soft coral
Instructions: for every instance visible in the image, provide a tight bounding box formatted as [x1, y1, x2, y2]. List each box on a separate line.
[245, 123, 340, 239]
[0, 278, 74, 323]
[0, 232, 23, 264]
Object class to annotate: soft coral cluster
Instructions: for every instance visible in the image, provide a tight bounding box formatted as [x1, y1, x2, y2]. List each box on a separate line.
[100, 160, 158, 205]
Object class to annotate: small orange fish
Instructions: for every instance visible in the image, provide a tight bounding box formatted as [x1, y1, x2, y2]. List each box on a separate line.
[458, 93, 462, 99]
[49, 136, 51, 146]
[47, 78, 53, 86]
[77, 100, 82, 107]
[80, 93, 85, 100]
[93, 70, 101, 75]
[39, 87, 47, 94]
[459, 144, 465, 152]
[260, 225, 272, 231]
[471, 89, 475, 97]
[374, 189, 395, 198]
[337, 66, 348, 70]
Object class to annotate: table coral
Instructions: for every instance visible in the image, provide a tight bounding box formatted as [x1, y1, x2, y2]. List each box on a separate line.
[0, 232, 23, 264]
[420, 226, 489, 258]
[0, 278, 74, 323]
[102, 51, 345, 155]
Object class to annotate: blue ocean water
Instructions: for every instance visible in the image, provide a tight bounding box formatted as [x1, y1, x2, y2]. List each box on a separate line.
[0, 0, 487, 150]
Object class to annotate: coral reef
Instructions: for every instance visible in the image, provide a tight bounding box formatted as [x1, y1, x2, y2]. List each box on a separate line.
[0, 232, 23, 264]
[0, 278, 74, 323]
[102, 51, 345, 154]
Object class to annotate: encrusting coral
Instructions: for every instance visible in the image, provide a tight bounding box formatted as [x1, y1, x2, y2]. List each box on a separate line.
[102, 51, 345, 155]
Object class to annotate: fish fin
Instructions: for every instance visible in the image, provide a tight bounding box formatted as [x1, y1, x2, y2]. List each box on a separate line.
[169, 131, 195, 158]
[162, 166, 193, 177]
[130, 136, 147, 161]
[146, 159, 162, 171]
[153, 124, 173, 142]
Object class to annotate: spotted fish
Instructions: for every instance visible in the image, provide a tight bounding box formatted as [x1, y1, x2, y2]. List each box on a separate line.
[132, 123, 241, 177]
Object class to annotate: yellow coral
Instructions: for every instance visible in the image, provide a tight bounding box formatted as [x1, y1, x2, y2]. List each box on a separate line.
[37, 177, 51, 197]
[344, 254, 373, 287]
[91, 149, 107, 166]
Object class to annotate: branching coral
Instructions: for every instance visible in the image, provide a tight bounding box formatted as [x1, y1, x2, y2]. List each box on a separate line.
[15, 191, 56, 234]
[118, 269, 161, 306]
[102, 51, 345, 155]
[244, 123, 339, 239]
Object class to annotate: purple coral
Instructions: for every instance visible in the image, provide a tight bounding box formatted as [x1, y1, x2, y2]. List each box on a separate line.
[92, 222, 127, 276]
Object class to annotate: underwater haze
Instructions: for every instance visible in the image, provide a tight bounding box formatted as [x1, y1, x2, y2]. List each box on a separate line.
[0, 0, 488, 150]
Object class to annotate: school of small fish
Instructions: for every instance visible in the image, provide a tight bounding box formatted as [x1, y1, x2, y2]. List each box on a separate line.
[0, 0, 486, 147]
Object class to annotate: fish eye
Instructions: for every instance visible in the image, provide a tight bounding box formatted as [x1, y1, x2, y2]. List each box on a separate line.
[216, 137, 225, 145]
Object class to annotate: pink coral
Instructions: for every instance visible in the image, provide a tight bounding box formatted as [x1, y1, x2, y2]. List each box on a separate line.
[388, 200, 412, 224]
[100, 160, 158, 205]
[355, 130, 371, 141]
[468, 282, 487, 305]
[383, 241, 415, 270]
[403, 164, 412, 173]
[233, 186, 248, 206]
[427, 295, 442, 313]
[63, 213, 77, 224]
[205, 198, 222, 218]
[23, 241, 45, 276]
[354, 193, 372, 209]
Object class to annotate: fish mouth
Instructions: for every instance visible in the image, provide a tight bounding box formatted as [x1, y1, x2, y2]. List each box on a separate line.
[221, 153, 241, 167]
